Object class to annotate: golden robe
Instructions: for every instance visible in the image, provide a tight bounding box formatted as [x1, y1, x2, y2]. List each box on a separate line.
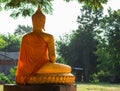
[15, 32, 55, 84]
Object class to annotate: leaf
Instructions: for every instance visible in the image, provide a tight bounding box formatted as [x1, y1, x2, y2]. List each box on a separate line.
[0, 6, 2, 11]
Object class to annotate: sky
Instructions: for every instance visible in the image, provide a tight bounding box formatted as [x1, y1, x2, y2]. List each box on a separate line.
[0, 0, 120, 39]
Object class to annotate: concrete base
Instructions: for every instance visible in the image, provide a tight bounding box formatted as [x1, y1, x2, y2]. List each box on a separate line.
[4, 84, 76, 91]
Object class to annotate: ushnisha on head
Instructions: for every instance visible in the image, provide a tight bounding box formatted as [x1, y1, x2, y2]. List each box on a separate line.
[32, 5, 46, 31]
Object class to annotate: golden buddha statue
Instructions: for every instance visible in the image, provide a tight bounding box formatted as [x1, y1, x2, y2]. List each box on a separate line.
[15, 5, 75, 85]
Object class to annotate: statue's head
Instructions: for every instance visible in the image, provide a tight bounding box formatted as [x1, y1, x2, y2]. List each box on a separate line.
[32, 5, 46, 31]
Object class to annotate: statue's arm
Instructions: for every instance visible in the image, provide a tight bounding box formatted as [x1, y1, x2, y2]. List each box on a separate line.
[19, 36, 27, 61]
[48, 35, 56, 63]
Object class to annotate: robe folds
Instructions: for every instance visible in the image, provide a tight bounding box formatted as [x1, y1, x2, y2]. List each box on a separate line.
[15, 32, 49, 84]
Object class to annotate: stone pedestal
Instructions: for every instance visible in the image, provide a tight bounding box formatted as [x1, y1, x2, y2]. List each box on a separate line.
[4, 84, 76, 91]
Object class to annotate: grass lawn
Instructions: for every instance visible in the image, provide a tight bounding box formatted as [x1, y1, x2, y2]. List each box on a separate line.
[0, 83, 120, 91]
[77, 83, 120, 91]
[0, 85, 3, 91]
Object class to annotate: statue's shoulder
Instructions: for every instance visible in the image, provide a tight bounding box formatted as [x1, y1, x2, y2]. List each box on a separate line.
[41, 32, 54, 42]
[22, 32, 33, 39]
[43, 32, 54, 39]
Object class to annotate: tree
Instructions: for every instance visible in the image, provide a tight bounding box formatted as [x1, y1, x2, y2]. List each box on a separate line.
[0, 33, 20, 52]
[14, 25, 32, 37]
[0, 0, 53, 18]
[0, 25, 32, 52]
[0, 66, 16, 84]
[0, 35, 7, 50]
[96, 9, 120, 82]
[56, 6, 103, 82]
[0, 0, 108, 18]
[56, 33, 71, 64]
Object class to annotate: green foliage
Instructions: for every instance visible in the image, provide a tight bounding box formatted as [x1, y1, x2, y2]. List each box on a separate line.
[56, 55, 67, 64]
[0, 0, 108, 18]
[8, 66, 16, 77]
[0, 36, 7, 49]
[0, 0, 53, 18]
[90, 70, 112, 83]
[64, 0, 108, 10]
[90, 73, 99, 83]
[0, 5, 2, 11]
[56, 6, 103, 82]
[0, 73, 11, 84]
[95, 38, 111, 73]
[56, 6, 120, 83]
[0, 25, 32, 52]
[0, 33, 21, 52]
[96, 8, 120, 76]
[14, 25, 32, 37]
[0, 66, 16, 84]
[56, 33, 71, 64]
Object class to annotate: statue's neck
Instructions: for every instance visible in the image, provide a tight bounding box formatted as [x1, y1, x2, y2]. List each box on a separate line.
[33, 29, 44, 33]
[33, 27, 43, 31]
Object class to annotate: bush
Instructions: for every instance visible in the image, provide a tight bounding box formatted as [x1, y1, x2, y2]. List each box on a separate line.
[0, 66, 16, 84]
[0, 73, 11, 84]
[90, 73, 99, 83]
[90, 70, 112, 83]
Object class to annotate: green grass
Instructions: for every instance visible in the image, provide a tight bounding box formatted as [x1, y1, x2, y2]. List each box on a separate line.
[77, 83, 120, 91]
[0, 85, 3, 91]
[0, 83, 120, 91]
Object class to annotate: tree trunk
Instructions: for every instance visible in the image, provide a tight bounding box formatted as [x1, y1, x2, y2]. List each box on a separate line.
[83, 51, 89, 82]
